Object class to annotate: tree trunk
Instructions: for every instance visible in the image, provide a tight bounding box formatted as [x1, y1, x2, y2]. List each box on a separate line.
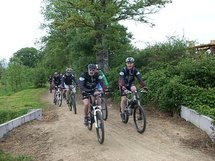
[94, 0, 109, 72]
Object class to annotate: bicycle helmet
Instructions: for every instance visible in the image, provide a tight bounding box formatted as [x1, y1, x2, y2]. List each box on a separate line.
[66, 68, 72, 73]
[125, 57, 135, 63]
[88, 64, 96, 70]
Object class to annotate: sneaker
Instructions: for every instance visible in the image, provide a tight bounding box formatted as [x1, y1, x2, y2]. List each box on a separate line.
[84, 116, 89, 126]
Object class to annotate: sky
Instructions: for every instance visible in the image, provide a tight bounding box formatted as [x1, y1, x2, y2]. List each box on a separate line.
[0, 0, 215, 61]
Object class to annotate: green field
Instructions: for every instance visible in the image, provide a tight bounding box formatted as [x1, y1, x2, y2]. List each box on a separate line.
[0, 88, 47, 124]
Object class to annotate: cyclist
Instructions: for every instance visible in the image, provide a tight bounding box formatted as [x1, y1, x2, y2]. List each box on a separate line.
[61, 68, 78, 104]
[79, 64, 103, 126]
[118, 57, 146, 120]
[52, 71, 62, 103]
[95, 64, 109, 92]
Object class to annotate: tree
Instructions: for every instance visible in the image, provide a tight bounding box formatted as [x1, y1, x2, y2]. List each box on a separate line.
[10, 47, 42, 68]
[42, 0, 172, 71]
[0, 59, 7, 80]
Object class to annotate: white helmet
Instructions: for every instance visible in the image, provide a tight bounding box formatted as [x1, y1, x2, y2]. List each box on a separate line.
[66, 68, 72, 73]
[125, 57, 135, 63]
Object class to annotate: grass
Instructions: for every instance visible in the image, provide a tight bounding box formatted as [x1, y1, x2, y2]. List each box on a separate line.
[0, 150, 32, 161]
[0, 87, 47, 160]
[0, 88, 47, 124]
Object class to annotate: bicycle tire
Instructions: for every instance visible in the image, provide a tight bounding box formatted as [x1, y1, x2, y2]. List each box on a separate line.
[87, 109, 93, 131]
[120, 108, 129, 124]
[57, 93, 62, 107]
[68, 94, 72, 111]
[101, 97, 108, 120]
[133, 105, 146, 133]
[71, 94, 77, 114]
[95, 111, 104, 144]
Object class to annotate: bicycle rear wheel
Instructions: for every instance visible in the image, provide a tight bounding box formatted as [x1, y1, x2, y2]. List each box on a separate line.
[95, 111, 104, 144]
[133, 105, 146, 133]
[101, 97, 108, 120]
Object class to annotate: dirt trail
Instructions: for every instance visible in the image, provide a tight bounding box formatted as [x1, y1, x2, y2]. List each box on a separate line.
[0, 92, 215, 161]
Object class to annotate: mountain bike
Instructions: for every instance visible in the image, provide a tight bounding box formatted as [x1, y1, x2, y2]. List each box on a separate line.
[86, 92, 105, 144]
[67, 85, 77, 114]
[54, 86, 62, 107]
[120, 89, 147, 134]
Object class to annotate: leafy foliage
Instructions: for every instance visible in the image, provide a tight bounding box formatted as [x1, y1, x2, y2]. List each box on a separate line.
[10, 47, 42, 68]
[0, 88, 46, 124]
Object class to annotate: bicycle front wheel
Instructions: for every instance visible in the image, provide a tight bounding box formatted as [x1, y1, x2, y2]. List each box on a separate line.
[95, 111, 104, 144]
[57, 93, 62, 107]
[87, 110, 93, 131]
[133, 105, 146, 133]
[71, 94, 77, 114]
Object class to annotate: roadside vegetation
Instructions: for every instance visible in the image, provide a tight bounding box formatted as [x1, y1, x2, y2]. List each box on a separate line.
[0, 150, 31, 161]
[0, 88, 47, 124]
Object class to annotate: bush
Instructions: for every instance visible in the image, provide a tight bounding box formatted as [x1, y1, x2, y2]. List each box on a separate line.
[143, 69, 171, 105]
[0, 109, 28, 124]
[177, 55, 215, 88]
[33, 67, 47, 88]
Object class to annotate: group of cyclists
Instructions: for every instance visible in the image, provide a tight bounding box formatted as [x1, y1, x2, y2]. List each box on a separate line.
[49, 57, 146, 126]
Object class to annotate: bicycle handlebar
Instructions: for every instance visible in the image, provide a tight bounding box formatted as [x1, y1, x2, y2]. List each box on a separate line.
[125, 88, 148, 94]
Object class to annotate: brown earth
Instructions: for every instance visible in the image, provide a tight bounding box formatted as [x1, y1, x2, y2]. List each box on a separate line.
[0, 91, 215, 161]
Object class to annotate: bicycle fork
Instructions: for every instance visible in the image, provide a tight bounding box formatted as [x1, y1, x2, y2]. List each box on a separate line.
[93, 106, 102, 128]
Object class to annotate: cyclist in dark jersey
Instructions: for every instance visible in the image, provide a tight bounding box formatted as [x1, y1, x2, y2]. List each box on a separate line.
[52, 71, 62, 103]
[61, 68, 78, 103]
[118, 57, 145, 120]
[79, 64, 103, 126]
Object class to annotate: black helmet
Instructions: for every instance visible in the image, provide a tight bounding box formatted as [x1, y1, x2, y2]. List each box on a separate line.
[88, 64, 96, 70]
[125, 57, 135, 63]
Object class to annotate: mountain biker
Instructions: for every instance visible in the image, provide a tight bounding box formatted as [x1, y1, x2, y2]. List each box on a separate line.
[61, 68, 78, 104]
[52, 71, 62, 103]
[118, 57, 146, 120]
[79, 64, 103, 126]
[95, 64, 109, 93]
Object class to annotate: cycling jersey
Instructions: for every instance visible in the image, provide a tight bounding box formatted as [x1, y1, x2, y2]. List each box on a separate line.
[79, 72, 103, 93]
[118, 67, 145, 88]
[48, 76, 52, 84]
[52, 75, 61, 86]
[61, 74, 77, 86]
